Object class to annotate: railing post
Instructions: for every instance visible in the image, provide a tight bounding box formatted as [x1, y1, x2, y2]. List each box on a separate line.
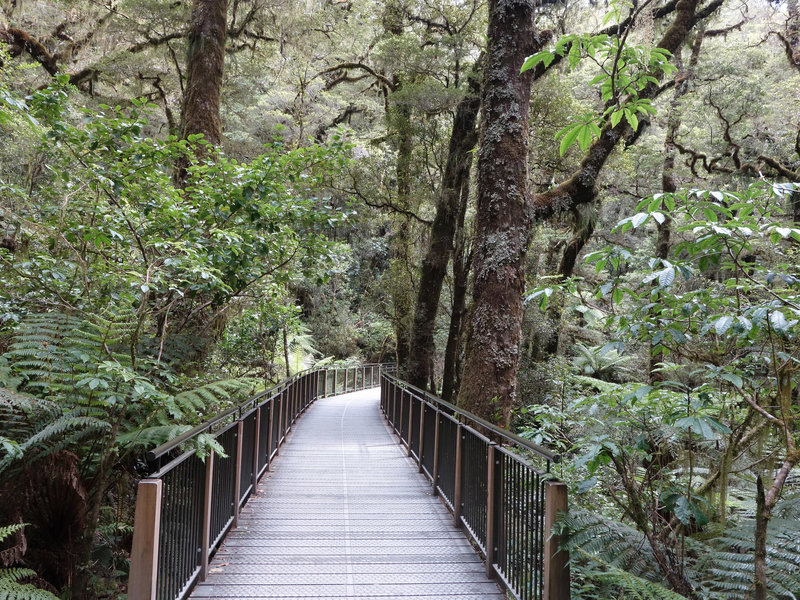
[453, 423, 463, 528]
[233, 420, 244, 528]
[544, 481, 570, 600]
[418, 400, 425, 472]
[200, 451, 214, 581]
[431, 409, 440, 496]
[486, 443, 497, 579]
[128, 479, 162, 600]
[333, 368, 338, 395]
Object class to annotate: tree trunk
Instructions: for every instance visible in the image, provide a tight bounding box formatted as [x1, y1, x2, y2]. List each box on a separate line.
[383, 2, 416, 374]
[388, 103, 415, 372]
[441, 184, 473, 403]
[650, 34, 703, 381]
[754, 476, 768, 600]
[457, 0, 540, 426]
[181, 0, 227, 149]
[407, 65, 481, 390]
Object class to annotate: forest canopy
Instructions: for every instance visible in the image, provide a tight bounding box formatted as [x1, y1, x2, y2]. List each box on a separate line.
[1, 0, 800, 599]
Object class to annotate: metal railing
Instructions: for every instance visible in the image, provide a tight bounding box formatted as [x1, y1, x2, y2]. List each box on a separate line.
[128, 364, 385, 600]
[380, 373, 570, 600]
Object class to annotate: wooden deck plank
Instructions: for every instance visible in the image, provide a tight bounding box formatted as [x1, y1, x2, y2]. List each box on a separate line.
[190, 388, 504, 600]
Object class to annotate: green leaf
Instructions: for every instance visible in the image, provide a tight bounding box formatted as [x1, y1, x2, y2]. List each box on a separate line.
[715, 315, 733, 336]
[558, 123, 582, 155]
[625, 109, 638, 130]
[719, 373, 743, 389]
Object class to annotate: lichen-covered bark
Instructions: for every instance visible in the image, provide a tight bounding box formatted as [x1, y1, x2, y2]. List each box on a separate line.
[407, 66, 481, 390]
[181, 0, 227, 148]
[457, 0, 540, 426]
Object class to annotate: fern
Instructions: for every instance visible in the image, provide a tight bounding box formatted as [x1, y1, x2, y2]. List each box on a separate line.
[695, 515, 800, 599]
[559, 509, 662, 579]
[575, 549, 688, 600]
[0, 525, 58, 600]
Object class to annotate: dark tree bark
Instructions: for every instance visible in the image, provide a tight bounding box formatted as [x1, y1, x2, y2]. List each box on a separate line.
[754, 476, 768, 600]
[181, 0, 228, 149]
[441, 184, 472, 403]
[457, 0, 709, 424]
[457, 0, 542, 426]
[406, 63, 482, 390]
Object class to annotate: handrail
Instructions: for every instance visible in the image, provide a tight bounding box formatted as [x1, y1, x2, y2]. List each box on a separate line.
[145, 365, 374, 469]
[381, 372, 560, 463]
[129, 363, 389, 600]
[379, 372, 570, 600]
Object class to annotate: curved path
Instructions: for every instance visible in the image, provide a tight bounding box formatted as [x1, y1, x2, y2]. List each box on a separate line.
[189, 388, 504, 600]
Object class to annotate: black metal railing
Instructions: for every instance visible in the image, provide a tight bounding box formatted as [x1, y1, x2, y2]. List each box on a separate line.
[129, 364, 386, 600]
[380, 373, 568, 600]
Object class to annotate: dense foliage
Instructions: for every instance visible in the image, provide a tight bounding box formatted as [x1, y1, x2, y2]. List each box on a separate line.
[1, 0, 799, 598]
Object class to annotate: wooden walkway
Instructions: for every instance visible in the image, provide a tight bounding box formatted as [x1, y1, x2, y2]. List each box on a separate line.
[189, 388, 504, 600]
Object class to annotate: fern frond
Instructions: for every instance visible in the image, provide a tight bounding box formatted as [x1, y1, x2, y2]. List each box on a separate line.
[576, 549, 687, 600]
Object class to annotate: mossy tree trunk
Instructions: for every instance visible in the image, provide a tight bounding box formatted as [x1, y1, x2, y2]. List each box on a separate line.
[181, 0, 227, 150]
[457, 0, 540, 426]
[407, 65, 481, 391]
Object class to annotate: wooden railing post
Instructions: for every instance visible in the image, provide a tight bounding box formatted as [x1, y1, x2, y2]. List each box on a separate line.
[544, 481, 570, 600]
[486, 443, 497, 579]
[333, 368, 338, 395]
[128, 479, 162, 600]
[431, 409, 440, 496]
[453, 423, 463, 528]
[254, 406, 262, 478]
[200, 452, 214, 581]
[233, 420, 244, 528]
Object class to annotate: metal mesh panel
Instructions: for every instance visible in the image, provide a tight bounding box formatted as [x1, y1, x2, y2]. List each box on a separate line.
[436, 414, 457, 508]
[157, 452, 204, 600]
[495, 451, 545, 600]
[210, 425, 237, 550]
[239, 411, 257, 505]
[409, 394, 421, 460]
[421, 403, 436, 479]
[460, 429, 488, 550]
[257, 404, 270, 477]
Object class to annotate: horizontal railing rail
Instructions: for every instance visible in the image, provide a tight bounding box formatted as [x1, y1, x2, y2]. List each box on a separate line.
[129, 363, 387, 600]
[380, 373, 570, 600]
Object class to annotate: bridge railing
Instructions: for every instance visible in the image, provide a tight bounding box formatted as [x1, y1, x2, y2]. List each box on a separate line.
[380, 373, 570, 600]
[129, 363, 386, 600]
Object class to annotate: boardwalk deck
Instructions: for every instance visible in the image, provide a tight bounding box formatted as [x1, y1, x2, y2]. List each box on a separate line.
[189, 388, 505, 600]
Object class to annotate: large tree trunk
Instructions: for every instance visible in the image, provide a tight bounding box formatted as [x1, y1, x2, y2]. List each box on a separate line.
[382, 1, 417, 373]
[407, 66, 481, 390]
[181, 0, 227, 149]
[457, 0, 540, 426]
[165, 0, 228, 369]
